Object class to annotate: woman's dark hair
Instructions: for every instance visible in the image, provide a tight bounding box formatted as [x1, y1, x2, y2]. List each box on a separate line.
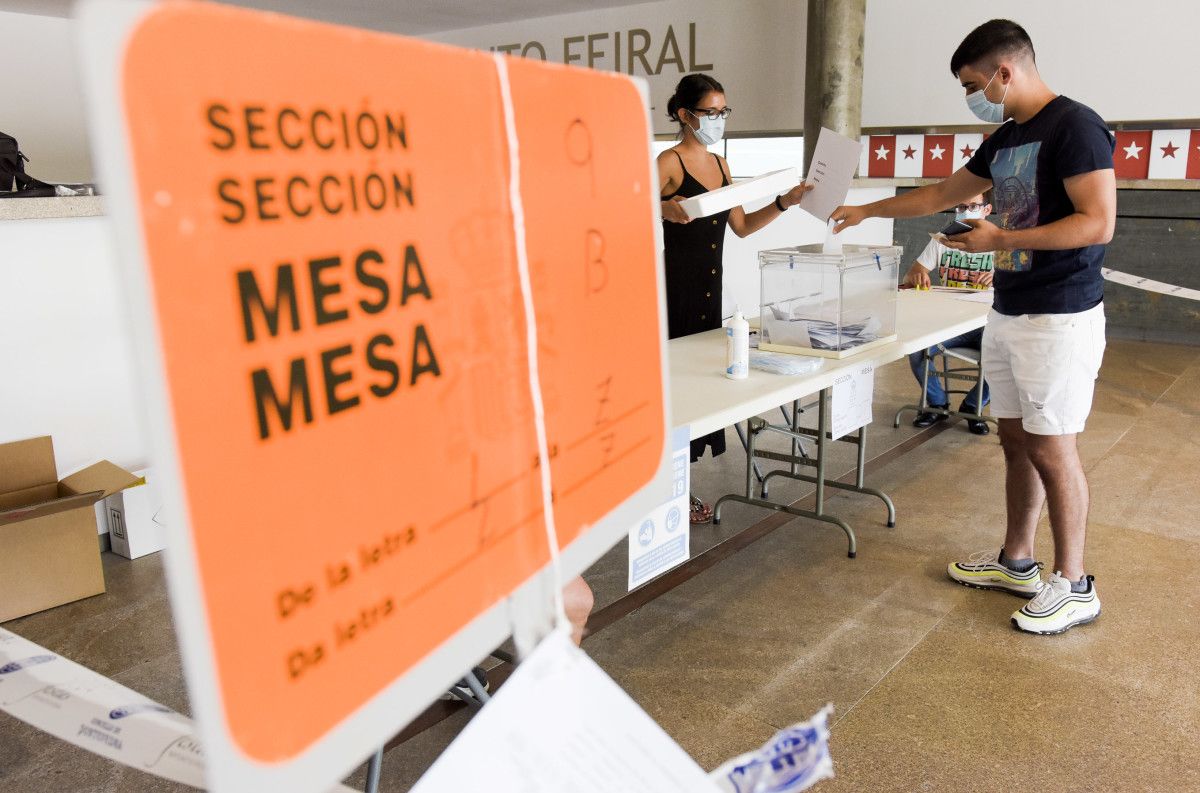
[950, 19, 1035, 76]
[666, 73, 724, 125]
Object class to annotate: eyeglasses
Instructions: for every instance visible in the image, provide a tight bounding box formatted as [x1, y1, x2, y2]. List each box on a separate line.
[690, 107, 732, 120]
[954, 202, 986, 213]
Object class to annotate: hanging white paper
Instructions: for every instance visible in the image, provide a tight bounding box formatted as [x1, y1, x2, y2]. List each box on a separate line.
[410, 629, 722, 793]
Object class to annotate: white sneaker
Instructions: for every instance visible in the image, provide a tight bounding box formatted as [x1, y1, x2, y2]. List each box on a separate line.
[948, 549, 1044, 597]
[1011, 572, 1101, 635]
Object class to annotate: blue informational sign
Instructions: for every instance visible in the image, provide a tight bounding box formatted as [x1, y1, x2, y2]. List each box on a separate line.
[628, 426, 691, 589]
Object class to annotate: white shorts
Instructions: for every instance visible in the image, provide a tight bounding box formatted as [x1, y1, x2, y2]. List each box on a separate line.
[981, 303, 1106, 435]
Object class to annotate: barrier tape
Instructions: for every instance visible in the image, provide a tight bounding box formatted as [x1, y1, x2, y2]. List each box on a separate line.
[0, 628, 357, 792]
[1103, 268, 1200, 301]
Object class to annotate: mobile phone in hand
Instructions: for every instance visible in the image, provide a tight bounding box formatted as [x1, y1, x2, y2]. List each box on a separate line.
[939, 219, 973, 236]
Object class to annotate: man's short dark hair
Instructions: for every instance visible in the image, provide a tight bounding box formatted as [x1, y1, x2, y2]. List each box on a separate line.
[950, 19, 1035, 77]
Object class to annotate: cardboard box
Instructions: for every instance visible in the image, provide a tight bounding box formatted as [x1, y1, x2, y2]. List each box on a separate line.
[106, 468, 166, 559]
[0, 436, 140, 622]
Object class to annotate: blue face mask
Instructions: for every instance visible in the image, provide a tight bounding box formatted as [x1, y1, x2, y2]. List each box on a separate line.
[956, 207, 985, 222]
[965, 70, 1008, 124]
[689, 112, 725, 146]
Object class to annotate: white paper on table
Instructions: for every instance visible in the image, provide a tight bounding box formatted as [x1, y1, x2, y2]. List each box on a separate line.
[830, 363, 874, 440]
[410, 629, 722, 793]
[678, 168, 799, 220]
[628, 426, 691, 590]
[951, 290, 995, 304]
[798, 127, 863, 222]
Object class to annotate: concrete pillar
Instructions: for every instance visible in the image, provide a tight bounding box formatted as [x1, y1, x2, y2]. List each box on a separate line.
[803, 0, 866, 175]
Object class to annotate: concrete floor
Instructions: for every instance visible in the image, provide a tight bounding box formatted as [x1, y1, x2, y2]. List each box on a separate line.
[3, 338, 1199, 792]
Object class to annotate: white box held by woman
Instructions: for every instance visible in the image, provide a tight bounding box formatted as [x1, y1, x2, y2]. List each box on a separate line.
[678, 168, 800, 220]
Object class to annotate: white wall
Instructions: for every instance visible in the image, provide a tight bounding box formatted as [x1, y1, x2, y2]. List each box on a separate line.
[0, 217, 148, 474]
[437, 0, 1198, 132]
[1, 11, 93, 182]
[8, 1, 1197, 184]
[863, 0, 1198, 127]
[431, 0, 808, 136]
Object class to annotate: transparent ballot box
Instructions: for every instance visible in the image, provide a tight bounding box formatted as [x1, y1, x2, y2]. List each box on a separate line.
[758, 244, 900, 359]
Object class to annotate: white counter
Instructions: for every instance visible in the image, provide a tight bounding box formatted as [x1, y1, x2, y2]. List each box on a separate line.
[669, 290, 991, 439]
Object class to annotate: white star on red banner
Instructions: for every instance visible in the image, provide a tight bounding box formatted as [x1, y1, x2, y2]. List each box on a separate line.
[861, 129, 1198, 180]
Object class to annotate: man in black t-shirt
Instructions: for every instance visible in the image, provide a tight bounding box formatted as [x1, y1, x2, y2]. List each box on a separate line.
[832, 19, 1116, 636]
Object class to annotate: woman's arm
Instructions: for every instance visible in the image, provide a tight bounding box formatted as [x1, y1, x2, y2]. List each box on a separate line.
[722, 157, 811, 238]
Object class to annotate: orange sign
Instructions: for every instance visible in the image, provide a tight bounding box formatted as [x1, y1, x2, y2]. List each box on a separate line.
[116, 1, 664, 766]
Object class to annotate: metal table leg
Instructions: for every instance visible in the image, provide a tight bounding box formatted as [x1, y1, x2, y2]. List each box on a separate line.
[762, 400, 809, 499]
[760, 422, 895, 529]
[734, 421, 766, 485]
[713, 388, 860, 558]
[463, 669, 491, 703]
[364, 747, 385, 793]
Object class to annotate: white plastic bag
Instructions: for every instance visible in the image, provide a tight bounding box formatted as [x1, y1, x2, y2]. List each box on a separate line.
[710, 704, 835, 793]
[749, 351, 825, 376]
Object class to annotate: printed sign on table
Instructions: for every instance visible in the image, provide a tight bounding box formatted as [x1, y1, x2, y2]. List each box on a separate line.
[831, 363, 874, 440]
[79, 2, 672, 791]
[628, 426, 691, 590]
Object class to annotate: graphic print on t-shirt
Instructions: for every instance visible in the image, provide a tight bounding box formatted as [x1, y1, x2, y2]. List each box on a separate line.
[990, 141, 1040, 272]
[937, 249, 994, 289]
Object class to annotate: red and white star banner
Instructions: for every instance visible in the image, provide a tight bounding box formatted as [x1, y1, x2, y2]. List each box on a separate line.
[860, 129, 1200, 180]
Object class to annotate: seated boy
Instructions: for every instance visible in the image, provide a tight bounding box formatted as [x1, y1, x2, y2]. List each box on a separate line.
[904, 192, 995, 435]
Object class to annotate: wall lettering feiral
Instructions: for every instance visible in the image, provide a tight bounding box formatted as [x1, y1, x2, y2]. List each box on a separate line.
[488, 22, 713, 76]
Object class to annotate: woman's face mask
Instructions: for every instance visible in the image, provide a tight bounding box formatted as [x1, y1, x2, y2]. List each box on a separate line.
[966, 70, 1009, 124]
[688, 110, 725, 146]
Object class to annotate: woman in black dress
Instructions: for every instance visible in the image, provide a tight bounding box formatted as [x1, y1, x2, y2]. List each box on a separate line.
[658, 73, 811, 523]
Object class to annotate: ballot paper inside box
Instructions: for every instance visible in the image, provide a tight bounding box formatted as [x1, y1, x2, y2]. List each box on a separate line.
[759, 244, 900, 359]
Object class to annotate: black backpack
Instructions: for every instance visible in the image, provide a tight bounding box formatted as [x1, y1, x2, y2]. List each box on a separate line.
[1, 131, 54, 195]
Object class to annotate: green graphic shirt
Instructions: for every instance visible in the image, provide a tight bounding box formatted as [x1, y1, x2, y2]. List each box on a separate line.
[916, 238, 994, 290]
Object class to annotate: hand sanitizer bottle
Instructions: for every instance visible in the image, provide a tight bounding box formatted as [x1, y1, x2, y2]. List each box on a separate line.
[726, 305, 749, 380]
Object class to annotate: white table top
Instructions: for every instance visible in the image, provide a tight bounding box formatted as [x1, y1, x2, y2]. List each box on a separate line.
[670, 290, 992, 439]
